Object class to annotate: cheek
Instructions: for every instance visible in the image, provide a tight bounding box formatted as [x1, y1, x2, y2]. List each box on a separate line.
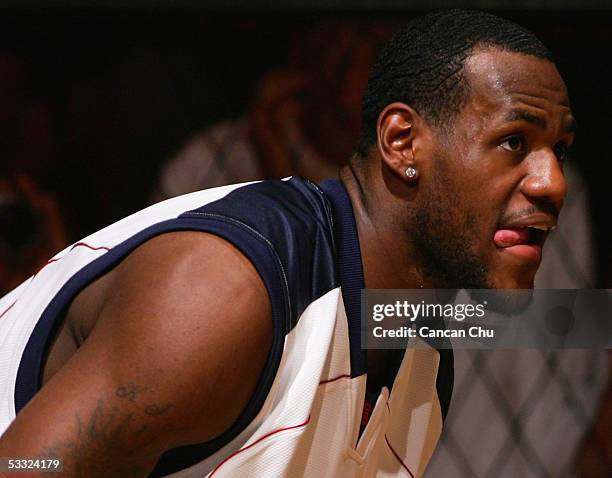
[465, 208, 498, 257]
[426, 150, 503, 247]
[450, 153, 517, 236]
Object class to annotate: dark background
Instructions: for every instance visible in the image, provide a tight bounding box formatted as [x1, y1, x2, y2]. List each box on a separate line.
[0, 5, 610, 285]
[0, 4, 610, 476]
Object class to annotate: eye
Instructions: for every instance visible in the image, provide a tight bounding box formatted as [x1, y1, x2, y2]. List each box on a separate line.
[554, 142, 571, 163]
[499, 135, 525, 152]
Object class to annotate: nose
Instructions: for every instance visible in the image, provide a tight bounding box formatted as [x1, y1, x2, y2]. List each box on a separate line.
[520, 148, 567, 213]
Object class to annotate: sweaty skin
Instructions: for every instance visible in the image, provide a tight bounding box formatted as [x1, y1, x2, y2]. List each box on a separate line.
[0, 47, 573, 477]
[347, 47, 573, 291]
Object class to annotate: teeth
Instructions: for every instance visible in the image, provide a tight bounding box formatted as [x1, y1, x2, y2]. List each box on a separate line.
[527, 225, 551, 231]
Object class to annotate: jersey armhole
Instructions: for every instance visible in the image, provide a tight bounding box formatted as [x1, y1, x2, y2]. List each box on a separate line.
[14, 215, 289, 477]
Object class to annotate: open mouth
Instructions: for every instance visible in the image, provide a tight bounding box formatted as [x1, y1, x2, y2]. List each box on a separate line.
[493, 225, 553, 262]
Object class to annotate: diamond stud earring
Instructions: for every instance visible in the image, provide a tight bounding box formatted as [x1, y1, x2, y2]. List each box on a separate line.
[405, 167, 417, 179]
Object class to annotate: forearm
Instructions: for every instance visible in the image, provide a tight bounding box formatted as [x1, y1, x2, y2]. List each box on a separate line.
[0, 382, 161, 478]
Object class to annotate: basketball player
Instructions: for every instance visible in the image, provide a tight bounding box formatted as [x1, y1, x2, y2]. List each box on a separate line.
[0, 10, 574, 477]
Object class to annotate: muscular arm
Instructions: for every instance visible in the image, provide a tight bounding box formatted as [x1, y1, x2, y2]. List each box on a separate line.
[0, 232, 273, 477]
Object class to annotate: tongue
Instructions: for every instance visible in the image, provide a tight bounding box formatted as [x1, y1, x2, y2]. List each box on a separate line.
[494, 228, 530, 248]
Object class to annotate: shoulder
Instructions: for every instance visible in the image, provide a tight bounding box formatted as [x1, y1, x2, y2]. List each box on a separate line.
[190, 177, 335, 231]
[188, 177, 339, 329]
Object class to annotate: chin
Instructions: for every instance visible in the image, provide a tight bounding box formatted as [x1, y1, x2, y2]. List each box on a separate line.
[493, 274, 536, 289]
[488, 252, 539, 289]
[487, 271, 535, 289]
[470, 285, 535, 314]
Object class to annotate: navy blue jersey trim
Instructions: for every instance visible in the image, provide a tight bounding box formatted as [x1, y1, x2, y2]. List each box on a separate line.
[188, 178, 338, 334]
[318, 179, 454, 420]
[318, 179, 367, 377]
[13, 216, 287, 477]
[436, 348, 454, 422]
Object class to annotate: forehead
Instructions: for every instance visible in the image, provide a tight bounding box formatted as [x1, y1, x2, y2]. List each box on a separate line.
[461, 47, 572, 121]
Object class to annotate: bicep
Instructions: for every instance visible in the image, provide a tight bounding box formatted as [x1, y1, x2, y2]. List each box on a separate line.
[0, 232, 272, 477]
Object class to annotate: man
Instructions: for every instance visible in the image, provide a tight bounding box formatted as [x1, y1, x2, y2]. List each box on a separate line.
[157, 16, 604, 478]
[0, 10, 574, 477]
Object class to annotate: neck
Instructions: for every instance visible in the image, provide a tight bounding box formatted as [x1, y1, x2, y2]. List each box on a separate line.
[339, 162, 436, 290]
[340, 161, 427, 389]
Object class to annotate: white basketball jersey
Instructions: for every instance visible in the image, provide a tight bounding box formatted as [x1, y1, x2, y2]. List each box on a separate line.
[0, 177, 453, 477]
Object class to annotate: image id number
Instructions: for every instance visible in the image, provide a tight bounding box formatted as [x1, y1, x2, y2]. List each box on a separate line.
[0, 457, 63, 473]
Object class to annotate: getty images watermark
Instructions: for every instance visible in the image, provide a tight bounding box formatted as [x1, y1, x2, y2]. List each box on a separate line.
[361, 289, 612, 349]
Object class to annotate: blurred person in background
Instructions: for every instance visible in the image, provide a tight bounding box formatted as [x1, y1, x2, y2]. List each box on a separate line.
[155, 22, 391, 199]
[0, 52, 67, 295]
[0, 175, 66, 295]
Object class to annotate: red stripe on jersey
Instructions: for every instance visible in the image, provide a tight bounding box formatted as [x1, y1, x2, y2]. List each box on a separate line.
[33, 258, 60, 276]
[361, 399, 373, 428]
[385, 434, 415, 478]
[2, 241, 113, 320]
[385, 403, 415, 478]
[70, 242, 112, 252]
[0, 300, 17, 320]
[33, 242, 111, 278]
[209, 415, 311, 477]
[319, 374, 351, 385]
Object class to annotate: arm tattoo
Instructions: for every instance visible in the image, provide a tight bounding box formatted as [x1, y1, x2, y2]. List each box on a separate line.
[115, 382, 148, 402]
[39, 382, 175, 478]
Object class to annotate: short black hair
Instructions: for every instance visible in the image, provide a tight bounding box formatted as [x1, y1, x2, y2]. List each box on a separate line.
[357, 9, 554, 156]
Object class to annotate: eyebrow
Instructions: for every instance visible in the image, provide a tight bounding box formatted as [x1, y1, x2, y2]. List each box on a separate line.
[504, 109, 578, 134]
[504, 110, 546, 128]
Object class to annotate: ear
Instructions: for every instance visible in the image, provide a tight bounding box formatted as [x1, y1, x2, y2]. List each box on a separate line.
[376, 102, 420, 181]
